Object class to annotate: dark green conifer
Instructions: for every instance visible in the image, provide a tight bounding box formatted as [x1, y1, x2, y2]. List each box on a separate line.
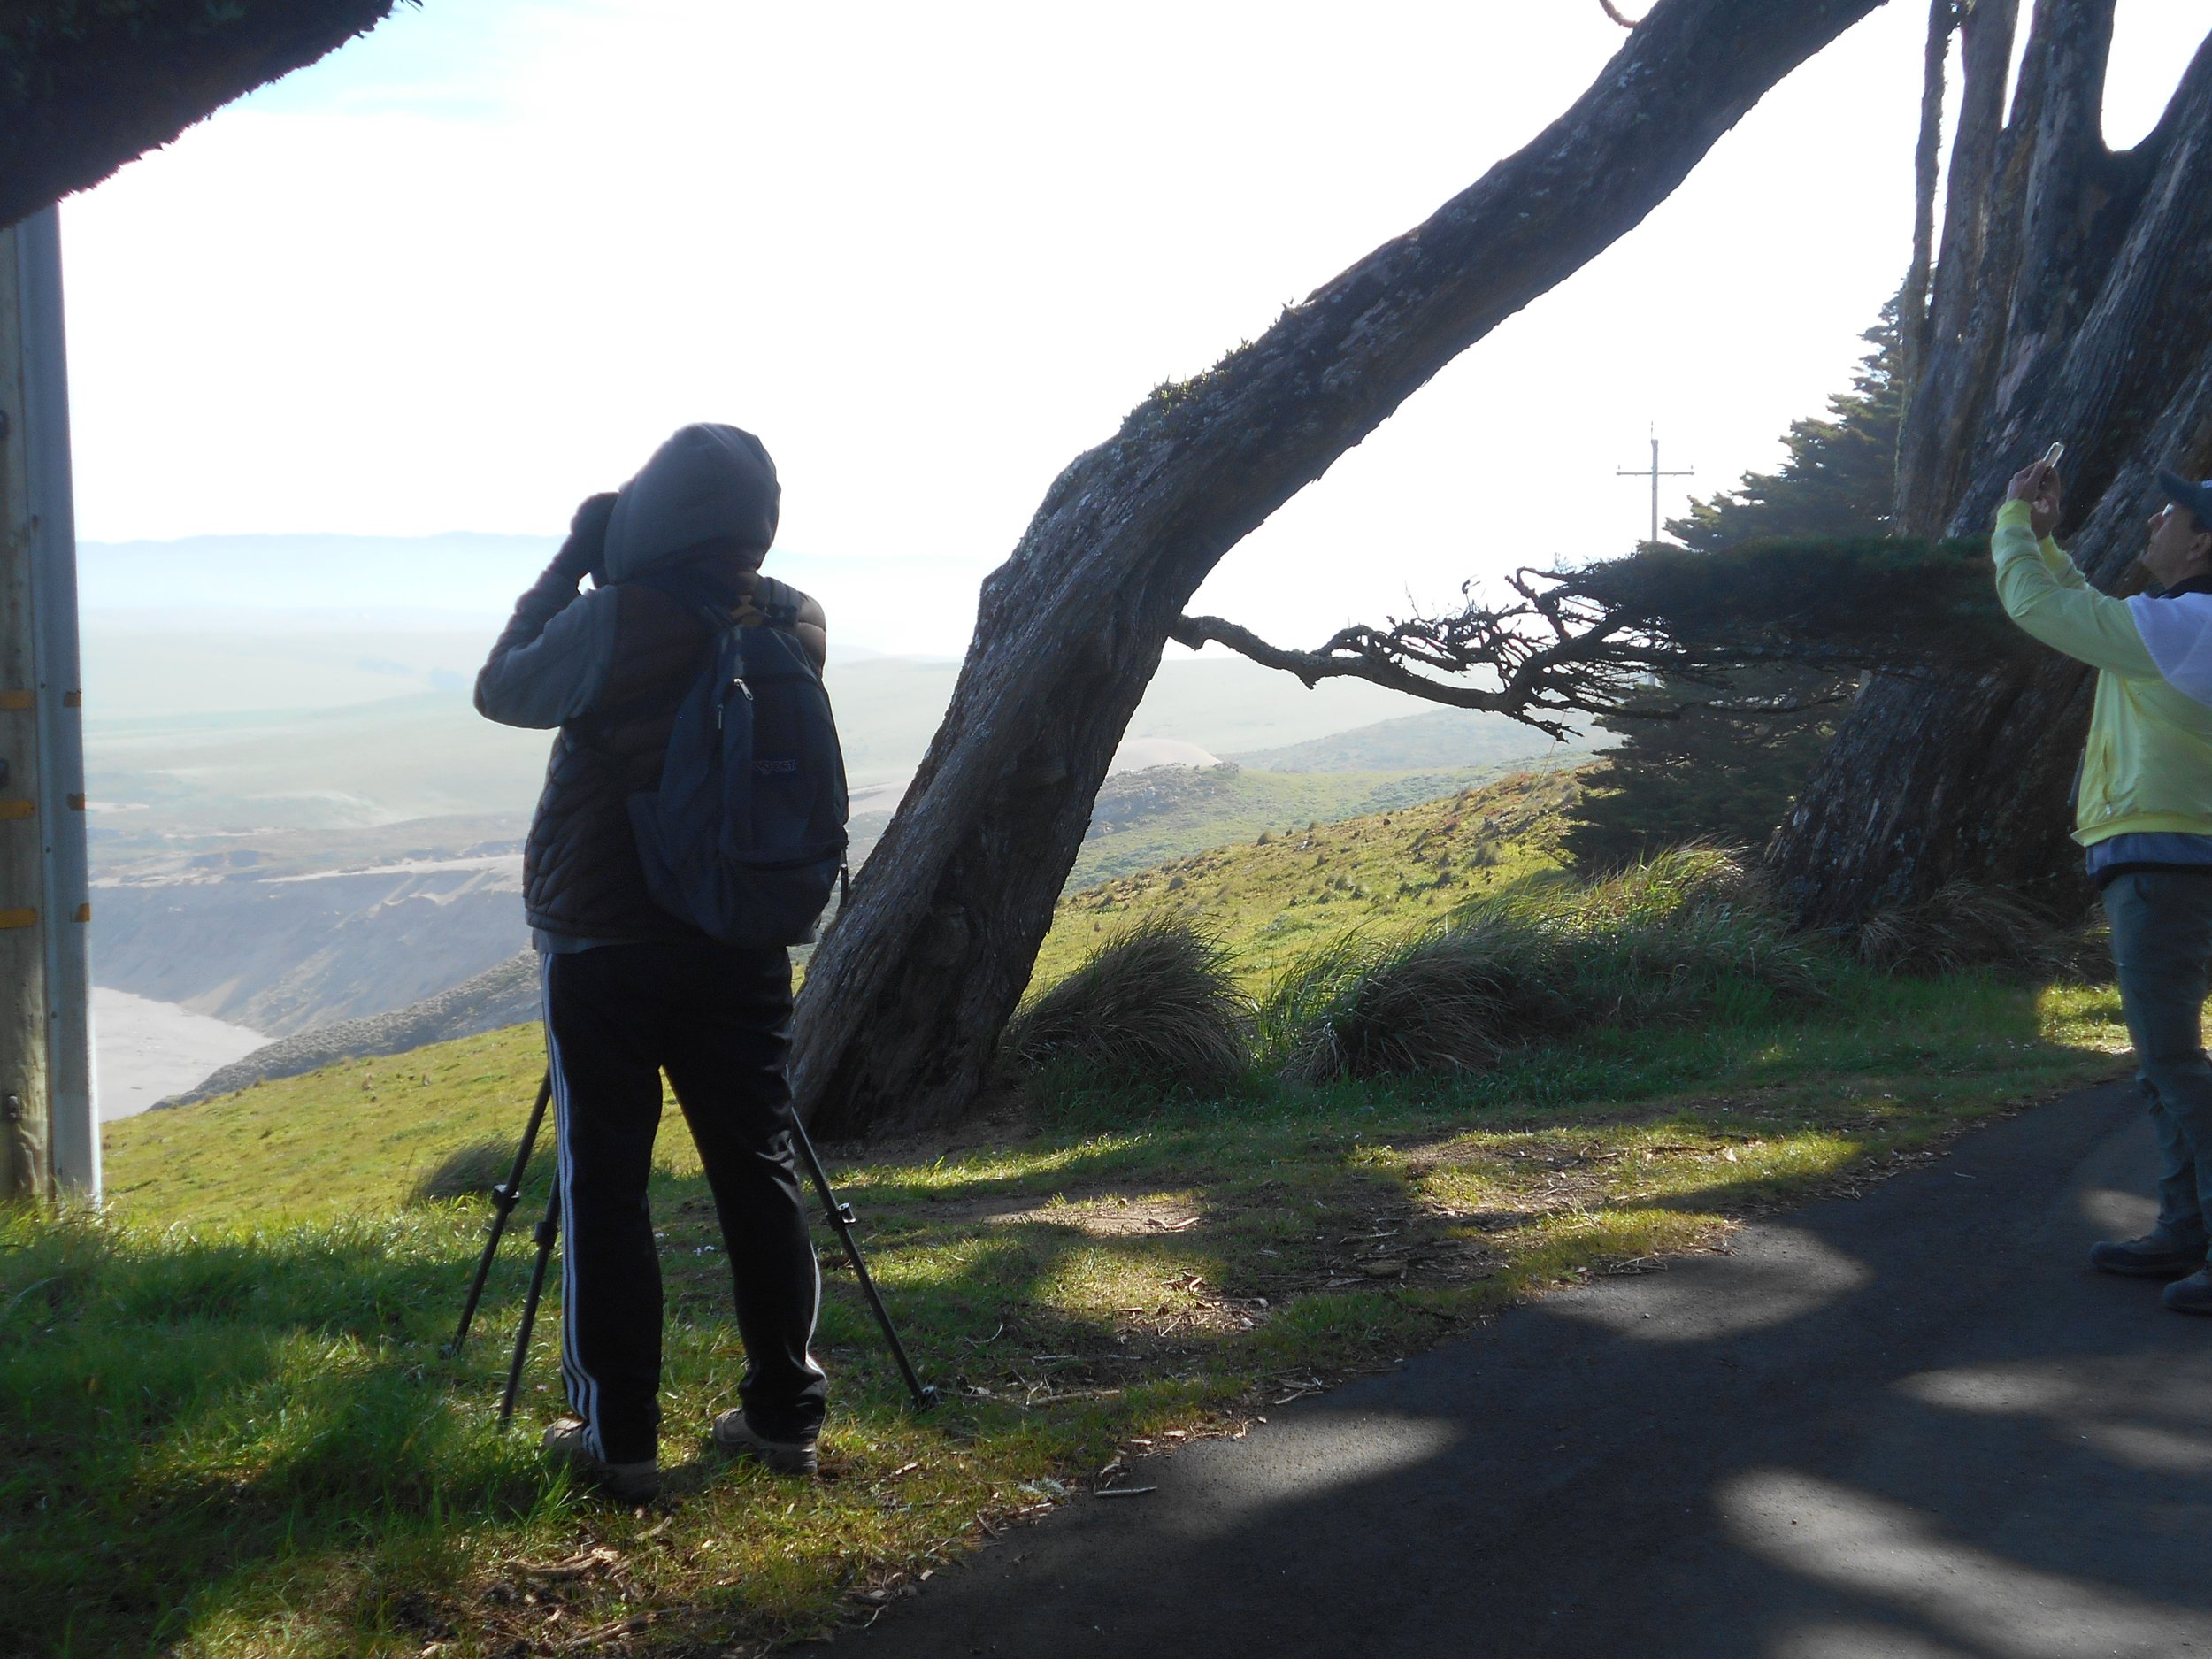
[1564, 305, 1902, 870]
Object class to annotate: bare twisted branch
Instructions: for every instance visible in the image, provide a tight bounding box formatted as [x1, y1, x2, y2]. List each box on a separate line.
[1173, 536, 2029, 738]
[1175, 569, 1809, 738]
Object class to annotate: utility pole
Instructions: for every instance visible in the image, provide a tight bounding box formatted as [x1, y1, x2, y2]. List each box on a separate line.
[1617, 425, 1694, 546]
[0, 206, 96, 1202]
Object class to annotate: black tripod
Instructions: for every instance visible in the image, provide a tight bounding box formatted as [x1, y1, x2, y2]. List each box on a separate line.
[449, 1070, 937, 1420]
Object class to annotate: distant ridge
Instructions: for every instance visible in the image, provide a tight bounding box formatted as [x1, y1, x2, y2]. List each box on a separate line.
[1227, 706, 1601, 774]
[78, 533, 560, 617]
[157, 951, 538, 1109]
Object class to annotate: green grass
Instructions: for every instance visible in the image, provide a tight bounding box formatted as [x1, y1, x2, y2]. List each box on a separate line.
[12, 952, 2130, 1657]
[1039, 766, 1581, 991]
[1065, 760, 1562, 887]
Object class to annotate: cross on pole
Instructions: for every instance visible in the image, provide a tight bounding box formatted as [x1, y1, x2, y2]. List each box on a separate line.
[1617, 425, 1694, 545]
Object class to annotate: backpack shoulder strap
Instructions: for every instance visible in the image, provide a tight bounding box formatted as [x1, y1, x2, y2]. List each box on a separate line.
[742, 574, 805, 630]
[565, 576, 737, 735]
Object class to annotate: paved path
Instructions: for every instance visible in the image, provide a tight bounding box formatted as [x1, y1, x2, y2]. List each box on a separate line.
[810, 1082, 2212, 1658]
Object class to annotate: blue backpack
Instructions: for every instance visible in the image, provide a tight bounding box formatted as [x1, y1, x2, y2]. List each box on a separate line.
[627, 572, 849, 948]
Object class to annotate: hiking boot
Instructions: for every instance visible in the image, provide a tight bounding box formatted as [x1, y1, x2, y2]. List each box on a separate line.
[542, 1417, 663, 1502]
[2164, 1268, 2212, 1315]
[2088, 1231, 2206, 1279]
[710, 1409, 818, 1477]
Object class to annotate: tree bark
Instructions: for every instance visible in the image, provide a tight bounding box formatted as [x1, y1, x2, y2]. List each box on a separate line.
[1771, 6, 2212, 925]
[794, 0, 1886, 1139]
[1, 0, 403, 229]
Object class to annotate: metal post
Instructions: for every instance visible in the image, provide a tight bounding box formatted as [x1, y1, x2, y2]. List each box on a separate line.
[0, 206, 96, 1202]
[1617, 425, 1694, 547]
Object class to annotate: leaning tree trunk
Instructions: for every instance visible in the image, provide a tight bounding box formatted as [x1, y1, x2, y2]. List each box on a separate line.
[794, 0, 1886, 1139]
[1770, 0, 2212, 926]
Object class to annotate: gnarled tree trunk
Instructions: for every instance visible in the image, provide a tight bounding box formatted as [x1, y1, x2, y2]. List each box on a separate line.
[794, 0, 1887, 1139]
[1770, 1, 2212, 926]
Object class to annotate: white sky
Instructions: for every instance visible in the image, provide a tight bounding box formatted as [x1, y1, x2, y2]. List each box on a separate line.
[56, 0, 2212, 656]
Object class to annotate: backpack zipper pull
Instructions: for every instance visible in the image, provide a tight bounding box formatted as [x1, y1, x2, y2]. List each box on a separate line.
[716, 676, 751, 733]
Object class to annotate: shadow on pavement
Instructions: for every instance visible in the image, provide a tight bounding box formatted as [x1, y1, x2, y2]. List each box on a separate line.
[803, 1081, 2212, 1658]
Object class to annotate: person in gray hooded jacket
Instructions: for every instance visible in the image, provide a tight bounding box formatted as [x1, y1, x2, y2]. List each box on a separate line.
[477, 423, 830, 1500]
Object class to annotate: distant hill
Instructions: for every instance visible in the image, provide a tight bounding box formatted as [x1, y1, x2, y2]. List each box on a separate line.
[91, 816, 527, 1036]
[1229, 706, 1603, 773]
[121, 766, 1591, 1118]
[106, 766, 1590, 1225]
[93, 833, 528, 1034]
[80, 646, 1567, 834]
[75, 533, 985, 658]
[157, 952, 538, 1109]
[89, 759, 1515, 1033]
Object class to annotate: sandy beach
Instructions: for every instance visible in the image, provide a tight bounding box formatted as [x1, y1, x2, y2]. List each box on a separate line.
[93, 987, 265, 1121]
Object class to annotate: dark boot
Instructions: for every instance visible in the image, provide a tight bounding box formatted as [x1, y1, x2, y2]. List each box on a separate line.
[2088, 1231, 2205, 1278]
[2163, 1268, 2212, 1314]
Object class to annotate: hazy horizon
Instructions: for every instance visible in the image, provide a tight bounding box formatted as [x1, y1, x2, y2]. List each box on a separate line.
[58, 4, 2212, 671]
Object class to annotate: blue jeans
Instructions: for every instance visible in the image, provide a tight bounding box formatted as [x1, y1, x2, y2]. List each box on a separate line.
[2101, 872, 2212, 1249]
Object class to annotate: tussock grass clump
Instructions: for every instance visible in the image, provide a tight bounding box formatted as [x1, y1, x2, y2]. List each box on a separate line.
[408, 1139, 532, 1206]
[1266, 845, 1825, 1083]
[1853, 879, 2094, 981]
[1005, 915, 1254, 1087]
[1260, 921, 1560, 1083]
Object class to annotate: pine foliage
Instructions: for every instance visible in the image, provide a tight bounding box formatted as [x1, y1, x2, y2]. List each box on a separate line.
[1565, 304, 1917, 869]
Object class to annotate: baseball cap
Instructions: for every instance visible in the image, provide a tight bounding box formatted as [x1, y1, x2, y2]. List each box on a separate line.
[2156, 468, 2212, 528]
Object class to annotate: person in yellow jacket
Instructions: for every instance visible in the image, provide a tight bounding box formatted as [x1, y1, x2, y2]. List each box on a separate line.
[1996, 457, 2212, 1313]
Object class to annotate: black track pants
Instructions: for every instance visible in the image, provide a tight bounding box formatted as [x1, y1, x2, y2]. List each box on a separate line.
[541, 940, 826, 1463]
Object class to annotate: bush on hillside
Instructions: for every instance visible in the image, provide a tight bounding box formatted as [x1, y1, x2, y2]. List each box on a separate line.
[1851, 879, 2096, 982]
[1004, 916, 1254, 1088]
[1266, 845, 1824, 1083]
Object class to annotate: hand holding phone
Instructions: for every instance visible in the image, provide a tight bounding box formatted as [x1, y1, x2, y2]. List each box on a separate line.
[2006, 443, 2064, 537]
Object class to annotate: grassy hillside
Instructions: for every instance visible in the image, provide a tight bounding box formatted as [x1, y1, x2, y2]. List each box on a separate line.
[104, 1024, 551, 1224]
[1066, 762, 1555, 887]
[1041, 765, 1580, 991]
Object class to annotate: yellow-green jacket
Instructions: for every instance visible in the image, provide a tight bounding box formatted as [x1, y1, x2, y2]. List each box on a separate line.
[1992, 497, 2212, 844]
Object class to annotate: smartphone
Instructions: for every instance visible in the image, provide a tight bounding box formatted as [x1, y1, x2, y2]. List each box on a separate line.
[2043, 442, 2065, 468]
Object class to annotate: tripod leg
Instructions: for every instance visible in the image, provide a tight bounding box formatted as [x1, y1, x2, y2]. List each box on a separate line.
[788, 1116, 937, 1412]
[451, 1072, 552, 1353]
[500, 1181, 563, 1425]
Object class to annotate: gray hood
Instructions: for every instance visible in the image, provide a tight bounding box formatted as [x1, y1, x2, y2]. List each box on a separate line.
[602, 423, 780, 582]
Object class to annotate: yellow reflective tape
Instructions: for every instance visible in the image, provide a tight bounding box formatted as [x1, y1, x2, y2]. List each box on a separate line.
[0, 801, 31, 820]
[63, 691, 80, 709]
[0, 909, 34, 929]
[0, 691, 29, 711]
[73, 902, 90, 923]
[65, 794, 83, 811]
